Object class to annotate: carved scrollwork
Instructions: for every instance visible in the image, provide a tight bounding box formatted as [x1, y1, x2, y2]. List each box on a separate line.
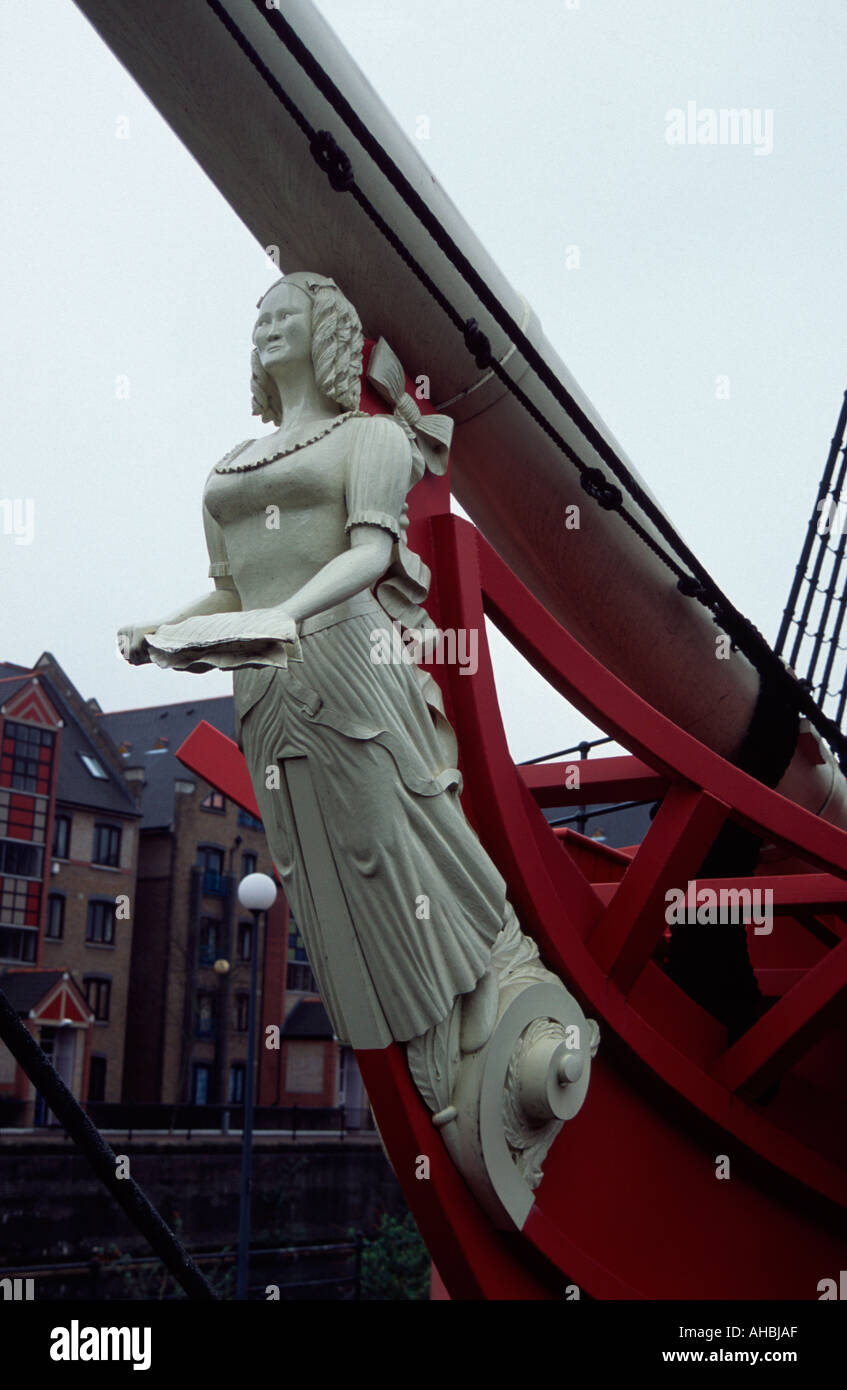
[407, 905, 600, 1229]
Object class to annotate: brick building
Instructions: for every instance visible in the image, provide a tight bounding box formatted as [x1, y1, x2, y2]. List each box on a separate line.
[0, 654, 141, 1120]
[0, 653, 368, 1126]
[101, 695, 366, 1120]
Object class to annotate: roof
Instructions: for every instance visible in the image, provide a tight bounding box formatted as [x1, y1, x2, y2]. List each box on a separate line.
[0, 673, 41, 710]
[53, 705, 141, 816]
[0, 658, 139, 819]
[282, 998, 333, 1039]
[100, 696, 237, 830]
[0, 970, 66, 1014]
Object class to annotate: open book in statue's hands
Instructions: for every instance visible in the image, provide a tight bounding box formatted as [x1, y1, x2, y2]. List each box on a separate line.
[146, 607, 301, 673]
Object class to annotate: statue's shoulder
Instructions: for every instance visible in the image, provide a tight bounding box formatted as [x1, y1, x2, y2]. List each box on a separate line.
[209, 439, 256, 475]
[346, 411, 411, 453]
[348, 410, 405, 433]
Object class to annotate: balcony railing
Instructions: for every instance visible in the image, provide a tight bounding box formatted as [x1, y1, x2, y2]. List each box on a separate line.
[201, 870, 229, 897]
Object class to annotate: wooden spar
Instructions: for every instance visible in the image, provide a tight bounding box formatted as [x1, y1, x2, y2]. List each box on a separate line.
[71, 0, 765, 754]
[70, 5, 846, 802]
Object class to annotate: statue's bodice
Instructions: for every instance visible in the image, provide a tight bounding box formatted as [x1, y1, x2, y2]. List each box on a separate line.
[203, 413, 378, 610]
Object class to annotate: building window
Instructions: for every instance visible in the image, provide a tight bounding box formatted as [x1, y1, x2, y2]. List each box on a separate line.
[200, 789, 226, 814]
[84, 977, 111, 1022]
[92, 823, 121, 868]
[237, 808, 263, 830]
[0, 875, 40, 926]
[0, 840, 42, 879]
[79, 753, 108, 780]
[287, 915, 317, 994]
[192, 1063, 212, 1105]
[240, 851, 257, 880]
[52, 813, 71, 859]
[198, 918, 220, 968]
[197, 845, 224, 873]
[0, 721, 54, 794]
[88, 1055, 107, 1103]
[0, 793, 47, 844]
[234, 993, 250, 1032]
[197, 845, 227, 897]
[195, 992, 216, 1038]
[228, 1063, 245, 1105]
[45, 894, 65, 940]
[0, 926, 37, 962]
[287, 962, 318, 992]
[86, 900, 116, 946]
[237, 920, 253, 962]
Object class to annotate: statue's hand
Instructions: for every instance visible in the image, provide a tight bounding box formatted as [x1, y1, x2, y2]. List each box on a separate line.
[117, 622, 158, 665]
[252, 607, 299, 644]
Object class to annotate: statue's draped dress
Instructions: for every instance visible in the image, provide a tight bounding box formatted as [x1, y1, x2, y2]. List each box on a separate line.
[202, 412, 507, 1046]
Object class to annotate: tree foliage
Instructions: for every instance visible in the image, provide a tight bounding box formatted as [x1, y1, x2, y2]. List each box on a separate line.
[357, 1211, 430, 1301]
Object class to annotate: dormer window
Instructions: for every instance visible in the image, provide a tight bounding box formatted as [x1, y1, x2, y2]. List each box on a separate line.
[79, 753, 108, 780]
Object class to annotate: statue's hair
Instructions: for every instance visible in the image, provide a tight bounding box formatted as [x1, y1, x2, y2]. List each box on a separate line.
[250, 273, 364, 424]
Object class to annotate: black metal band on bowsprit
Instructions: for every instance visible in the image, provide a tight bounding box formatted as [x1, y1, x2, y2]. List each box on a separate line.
[732, 671, 802, 792]
[665, 679, 800, 1042]
[0, 987, 215, 1300]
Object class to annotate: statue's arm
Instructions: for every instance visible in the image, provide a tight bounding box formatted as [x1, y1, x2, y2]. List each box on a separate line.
[159, 498, 244, 621]
[117, 495, 242, 665]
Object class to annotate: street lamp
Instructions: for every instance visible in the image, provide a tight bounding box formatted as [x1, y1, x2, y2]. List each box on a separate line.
[235, 872, 277, 1301]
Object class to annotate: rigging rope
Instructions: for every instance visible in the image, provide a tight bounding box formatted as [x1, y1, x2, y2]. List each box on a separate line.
[775, 389, 847, 727]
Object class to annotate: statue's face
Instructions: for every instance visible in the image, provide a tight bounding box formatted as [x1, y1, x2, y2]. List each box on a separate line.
[253, 282, 313, 374]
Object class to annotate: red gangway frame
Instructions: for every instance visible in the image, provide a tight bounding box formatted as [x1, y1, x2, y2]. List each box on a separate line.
[179, 513, 847, 1300]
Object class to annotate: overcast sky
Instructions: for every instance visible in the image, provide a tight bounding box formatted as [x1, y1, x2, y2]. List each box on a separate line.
[2, 0, 845, 764]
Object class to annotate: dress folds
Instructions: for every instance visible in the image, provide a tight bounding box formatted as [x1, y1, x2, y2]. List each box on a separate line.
[236, 599, 507, 1043]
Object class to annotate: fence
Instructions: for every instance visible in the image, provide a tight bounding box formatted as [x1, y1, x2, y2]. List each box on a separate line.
[0, 1237, 364, 1300]
[42, 1102, 376, 1141]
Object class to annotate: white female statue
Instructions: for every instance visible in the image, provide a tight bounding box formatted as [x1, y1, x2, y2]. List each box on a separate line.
[118, 273, 598, 1227]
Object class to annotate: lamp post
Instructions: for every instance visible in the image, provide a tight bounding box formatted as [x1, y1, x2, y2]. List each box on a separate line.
[213, 958, 231, 1134]
[235, 871, 277, 1301]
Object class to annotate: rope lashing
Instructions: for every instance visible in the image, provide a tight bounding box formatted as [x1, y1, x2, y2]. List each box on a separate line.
[309, 129, 354, 191]
[463, 318, 494, 370]
[579, 467, 623, 511]
[677, 575, 708, 600]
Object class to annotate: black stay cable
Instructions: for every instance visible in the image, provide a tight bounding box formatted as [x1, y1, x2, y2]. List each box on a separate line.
[204, 0, 847, 770]
[0, 986, 215, 1299]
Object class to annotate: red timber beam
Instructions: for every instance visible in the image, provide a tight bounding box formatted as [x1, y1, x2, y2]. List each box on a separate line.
[520, 755, 667, 808]
[711, 935, 847, 1097]
[178, 513, 847, 1297]
[429, 518, 847, 1213]
[588, 787, 730, 992]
